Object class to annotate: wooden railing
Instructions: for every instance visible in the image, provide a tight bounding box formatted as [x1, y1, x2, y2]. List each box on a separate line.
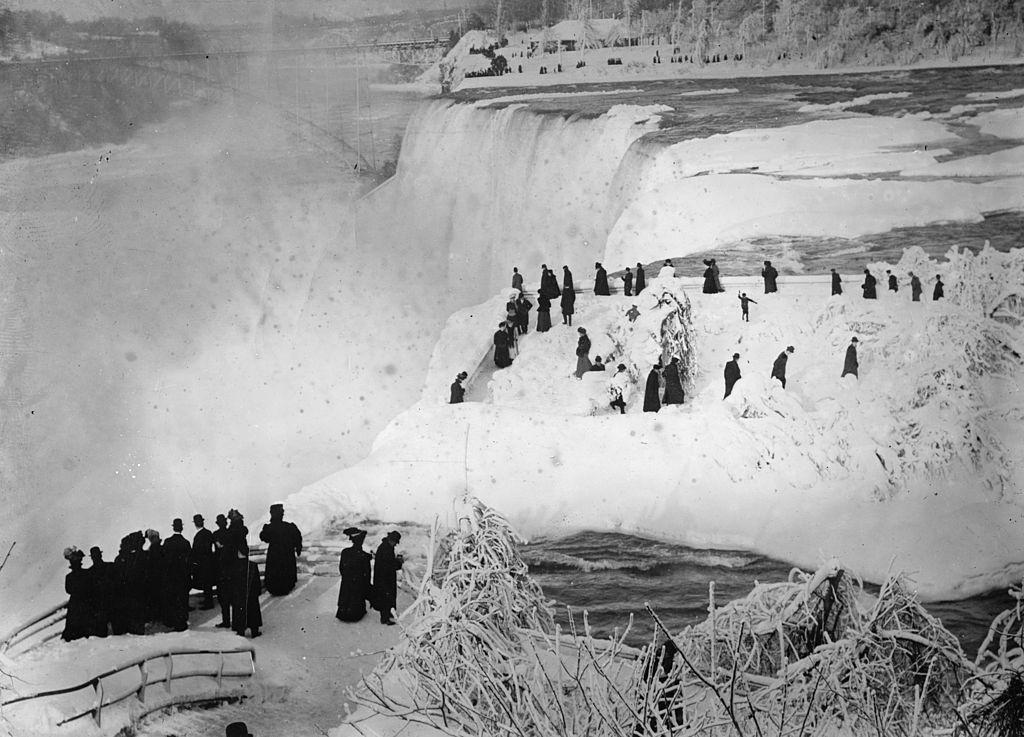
[0, 645, 256, 728]
[0, 599, 68, 657]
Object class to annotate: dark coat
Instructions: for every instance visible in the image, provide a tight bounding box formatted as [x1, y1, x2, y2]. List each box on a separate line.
[911, 276, 922, 301]
[634, 266, 646, 294]
[623, 272, 633, 296]
[161, 533, 192, 630]
[232, 559, 263, 634]
[493, 330, 512, 368]
[512, 272, 523, 291]
[515, 297, 533, 331]
[336, 545, 373, 622]
[373, 540, 402, 618]
[842, 344, 859, 377]
[888, 274, 898, 291]
[260, 519, 303, 596]
[537, 294, 552, 332]
[113, 549, 147, 635]
[563, 268, 575, 293]
[540, 270, 561, 299]
[643, 368, 661, 412]
[724, 360, 741, 398]
[560, 289, 575, 315]
[934, 280, 944, 300]
[771, 352, 788, 385]
[62, 568, 91, 641]
[142, 543, 164, 623]
[702, 267, 717, 294]
[831, 272, 842, 296]
[862, 273, 877, 299]
[190, 527, 216, 591]
[762, 265, 779, 293]
[662, 362, 685, 405]
[594, 267, 610, 296]
[86, 560, 115, 637]
[576, 334, 591, 357]
[450, 380, 465, 404]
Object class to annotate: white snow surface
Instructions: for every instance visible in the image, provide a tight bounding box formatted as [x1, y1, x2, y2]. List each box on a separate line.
[797, 91, 912, 112]
[284, 249, 1024, 602]
[973, 105, 1024, 138]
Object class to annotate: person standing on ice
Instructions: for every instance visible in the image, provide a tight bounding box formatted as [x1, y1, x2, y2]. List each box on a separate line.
[704, 258, 723, 292]
[771, 346, 795, 389]
[831, 268, 842, 296]
[643, 363, 662, 412]
[561, 287, 576, 326]
[536, 292, 552, 332]
[373, 531, 404, 625]
[450, 371, 468, 403]
[161, 518, 192, 631]
[861, 269, 877, 299]
[887, 270, 898, 292]
[142, 528, 164, 625]
[563, 265, 575, 294]
[702, 263, 717, 294]
[61, 547, 89, 641]
[260, 503, 303, 597]
[231, 537, 263, 638]
[626, 304, 640, 323]
[87, 546, 114, 637]
[738, 292, 757, 322]
[910, 272, 923, 301]
[761, 261, 779, 293]
[934, 275, 944, 301]
[511, 267, 523, 292]
[574, 328, 593, 377]
[622, 267, 634, 296]
[515, 292, 533, 335]
[724, 353, 741, 398]
[658, 260, 675, 280]
[842, 337, 859, 378]
[190, 514, 216, 611]
[608, 364, 630, 414]
[493, 322, 513, 368]
[634, 262, 646, 294]
[212, 514, 234, 629]
[336, 527, 373, 622]
[594, 262, 610, 295]
[662, 357, 685, 405]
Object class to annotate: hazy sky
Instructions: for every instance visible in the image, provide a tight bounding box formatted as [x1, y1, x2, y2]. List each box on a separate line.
[4, 0, 468, 24]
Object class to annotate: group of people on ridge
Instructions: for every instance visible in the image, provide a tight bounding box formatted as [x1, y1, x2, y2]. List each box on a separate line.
[62, 504, 303, 642]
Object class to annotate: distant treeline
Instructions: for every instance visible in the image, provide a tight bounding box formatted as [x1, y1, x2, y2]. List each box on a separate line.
[0, 6, 204, 58]
[480, 0, 1024, 66]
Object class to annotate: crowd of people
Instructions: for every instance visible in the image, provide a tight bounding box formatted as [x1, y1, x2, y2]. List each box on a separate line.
[460, 258, 950, 413]
[61, 504, 303, 642]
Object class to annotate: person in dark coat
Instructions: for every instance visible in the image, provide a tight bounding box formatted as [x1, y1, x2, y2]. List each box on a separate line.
[771, 346, 795, 389]
[574, 327, 592, 378]
[546, 266, 562, 298]
[226, 723, 253, 737]
[336, 527, 373, 622]
[561, 287, 575, 326]
[373, 531, 404, 625]
[161, 518, 192, 631]
[662, 357, 685, 405]
[231, 541, 262, 638]
[738, 292, 757, 321]
[511, 267, 523, 292]
[536, 293, 552, 332]
[212, 514, 235, 628]
[643, 364, 662, 412]
[704, 259, 723, 292]
[634, 263, 646, 295]
[515, 293, 533, 335]
[113, 532, 146, 635]
[842, 337, 859, 378]
[626, 304, 640, 323]
[590, 355, 606, 371]
[190, 514, 216, 610]
[493, 323, 513, 368]
[887, 270, 898, 292]
[724, 353, 741, 398]
[62, 547, 90, 641]
[594, 262, 610, 295]
[87, 546, 114, 637]
[622, 267, 634, 296]
[831, 268, 842, 296]
[142, 529, 163, 624]
[260, 504, 303, 597]
[910, 272, 922, 301]
[562, 265, 574, 294]
[761, 261, 779, 293]
[861, 269, 877, 299]
[450, 371, 468, 403]
[934, 276, 944, 301]
[702, 264, 717, 294]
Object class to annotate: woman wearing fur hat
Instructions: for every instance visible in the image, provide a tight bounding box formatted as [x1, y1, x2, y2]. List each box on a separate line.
[336, 527, 373, 622]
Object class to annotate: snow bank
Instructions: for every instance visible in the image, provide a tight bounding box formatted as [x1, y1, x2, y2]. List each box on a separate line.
[901, 145, 1024, 176]
[798, 91, 912, 113]
[973, 106, 1024, 138]
[284, 247, 1024, 601]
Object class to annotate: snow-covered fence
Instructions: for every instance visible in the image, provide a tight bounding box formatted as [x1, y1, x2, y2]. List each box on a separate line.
[0, 600, 68, 658]
[0, 644, 256, 729]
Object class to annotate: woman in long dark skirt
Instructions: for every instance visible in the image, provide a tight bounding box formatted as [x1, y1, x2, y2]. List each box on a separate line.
[643, 364, 662, 412]
[494, 323, 512, 368]
[336, 528, 373, 622]
[662, 357, 685, 405]
[537, 293, 553, 332]
[634, 263, 646, 295]
[574, 328, 592, 378]
[702, 265, 717, 294]
[62, 547, 90, 641]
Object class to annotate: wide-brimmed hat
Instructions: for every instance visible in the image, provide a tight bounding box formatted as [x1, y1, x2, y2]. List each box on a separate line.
[386, 531, 402, 543]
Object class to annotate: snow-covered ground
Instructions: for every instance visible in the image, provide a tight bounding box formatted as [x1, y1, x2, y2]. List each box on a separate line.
[283, 244, 1024, 603]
